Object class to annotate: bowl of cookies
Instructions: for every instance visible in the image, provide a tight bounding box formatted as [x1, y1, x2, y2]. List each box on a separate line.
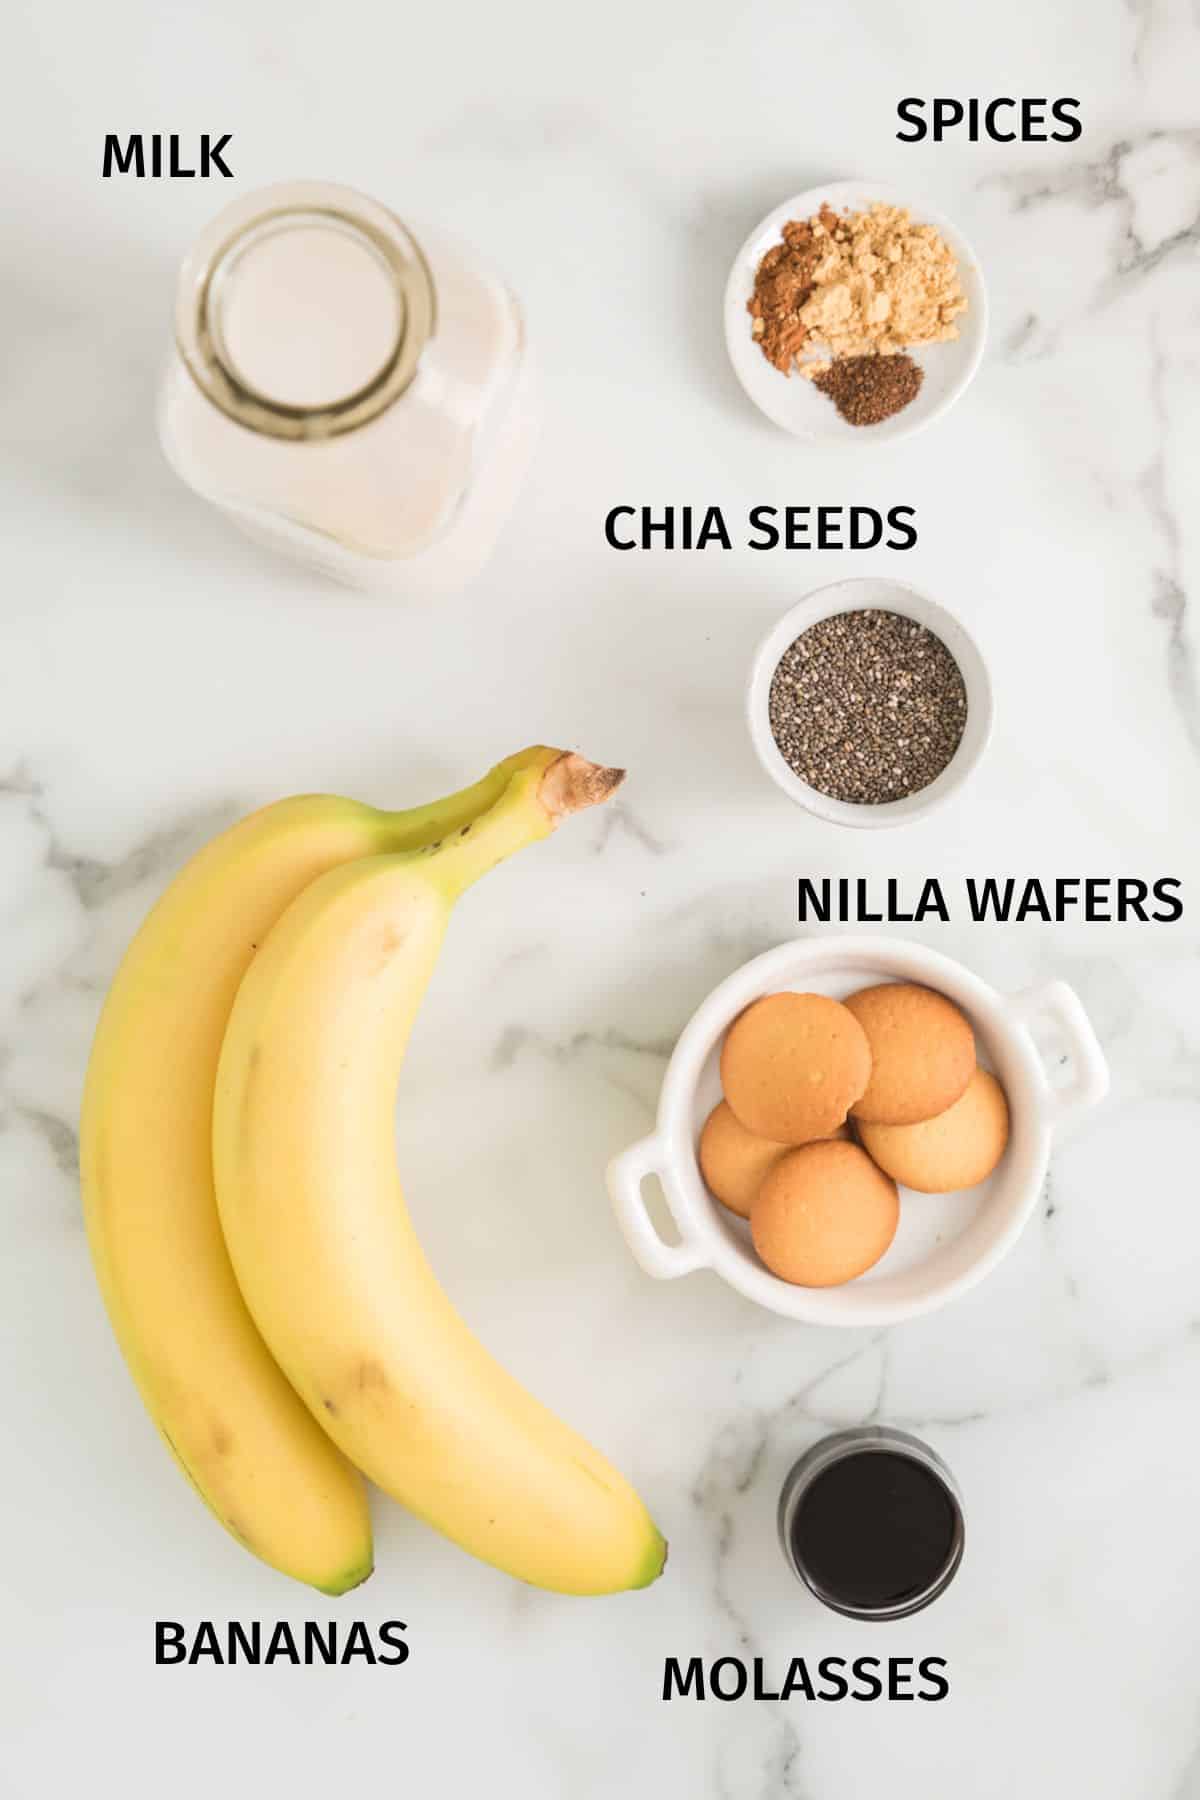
[607, 937, 1108, 1325]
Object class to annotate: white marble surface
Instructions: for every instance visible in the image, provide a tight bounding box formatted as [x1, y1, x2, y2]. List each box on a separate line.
[4, 0, 1200, 1793]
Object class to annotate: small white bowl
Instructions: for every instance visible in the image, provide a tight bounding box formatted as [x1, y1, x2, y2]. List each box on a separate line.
[724, 179, 988, 444]
[607, 937, 1108, 1327]
[747, 577, 994, 829]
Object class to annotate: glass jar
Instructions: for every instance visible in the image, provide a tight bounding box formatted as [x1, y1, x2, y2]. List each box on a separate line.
[158, 181, 536, 595]
[778, 1426, 965, 1621]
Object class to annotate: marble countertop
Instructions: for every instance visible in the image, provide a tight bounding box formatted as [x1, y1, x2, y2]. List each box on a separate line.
[4, 0, 1199, 1794]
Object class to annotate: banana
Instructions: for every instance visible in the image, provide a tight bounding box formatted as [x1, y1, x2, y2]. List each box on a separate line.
[81, 750, 545, 1594]
[213, 749, 668, 1596]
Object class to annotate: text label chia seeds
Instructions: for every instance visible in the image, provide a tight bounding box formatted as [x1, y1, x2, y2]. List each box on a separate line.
[603, 506, 917, 551]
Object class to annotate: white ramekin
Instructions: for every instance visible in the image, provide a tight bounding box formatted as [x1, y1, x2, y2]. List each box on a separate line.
[747, 577, 994, 828]
[607, 937, 1108, 1327]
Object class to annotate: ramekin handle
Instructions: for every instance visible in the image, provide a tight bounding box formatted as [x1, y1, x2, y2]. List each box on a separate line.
[607, 1136, 708, 1281]
[1005, 980, 1109, 1132]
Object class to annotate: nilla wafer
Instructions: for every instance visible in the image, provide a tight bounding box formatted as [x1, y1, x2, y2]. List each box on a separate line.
[720, 992, 871, 1144]
[857, 1068, 1010, 1193]
[699, 1102, 790, 1219]
[751, 1140, 899, 1287]
[845, 982, 975, 1126]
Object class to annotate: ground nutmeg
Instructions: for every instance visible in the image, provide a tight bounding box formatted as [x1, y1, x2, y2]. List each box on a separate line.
[815, 353, 924, 426]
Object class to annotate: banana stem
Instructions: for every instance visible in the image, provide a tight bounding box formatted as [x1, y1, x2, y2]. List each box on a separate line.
[539, 753, 626, 821]
[380, 746, 557, 851]
[416, 751, 624, 900]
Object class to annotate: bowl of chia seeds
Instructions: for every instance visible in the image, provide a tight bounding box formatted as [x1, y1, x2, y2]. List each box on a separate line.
[747, 578, 993, 827]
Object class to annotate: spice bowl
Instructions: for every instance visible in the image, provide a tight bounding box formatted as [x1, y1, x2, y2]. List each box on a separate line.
[746, 577, 993, 828]
[723, 179, 988, 444]
[607, 937, 1109, 1328]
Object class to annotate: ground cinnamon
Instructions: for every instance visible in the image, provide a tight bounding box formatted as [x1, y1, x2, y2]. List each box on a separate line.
[746, 208, 840, 372]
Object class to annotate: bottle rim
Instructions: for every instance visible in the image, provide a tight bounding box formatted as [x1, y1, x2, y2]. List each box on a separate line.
[173, 180, 437, 442]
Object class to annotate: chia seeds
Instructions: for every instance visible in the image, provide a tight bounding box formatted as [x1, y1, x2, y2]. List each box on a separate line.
[815, 353, 924, 427]
[768, 609, 967, 805]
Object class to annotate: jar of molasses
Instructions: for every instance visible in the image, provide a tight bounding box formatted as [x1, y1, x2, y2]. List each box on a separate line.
[778, 1425, 964, 1620]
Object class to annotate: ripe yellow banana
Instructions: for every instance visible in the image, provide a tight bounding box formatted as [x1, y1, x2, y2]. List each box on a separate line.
[80, 750, 545, 1594]
[213, 749, 667, 1596]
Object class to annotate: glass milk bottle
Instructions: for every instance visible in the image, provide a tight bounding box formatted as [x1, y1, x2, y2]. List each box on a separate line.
[159, 181, 536, 596]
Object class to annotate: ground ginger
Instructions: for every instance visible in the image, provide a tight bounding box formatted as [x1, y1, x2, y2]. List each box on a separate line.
[748, 202, 967, 378]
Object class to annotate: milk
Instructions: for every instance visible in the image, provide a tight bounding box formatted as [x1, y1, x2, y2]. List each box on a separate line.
[215, 222, 403, 410]
[160, 182, 536, 595]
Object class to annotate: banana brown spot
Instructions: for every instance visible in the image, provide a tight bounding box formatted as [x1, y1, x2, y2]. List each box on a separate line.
[354, 1358, 390, 1393]
[373, 923, 410, 974]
